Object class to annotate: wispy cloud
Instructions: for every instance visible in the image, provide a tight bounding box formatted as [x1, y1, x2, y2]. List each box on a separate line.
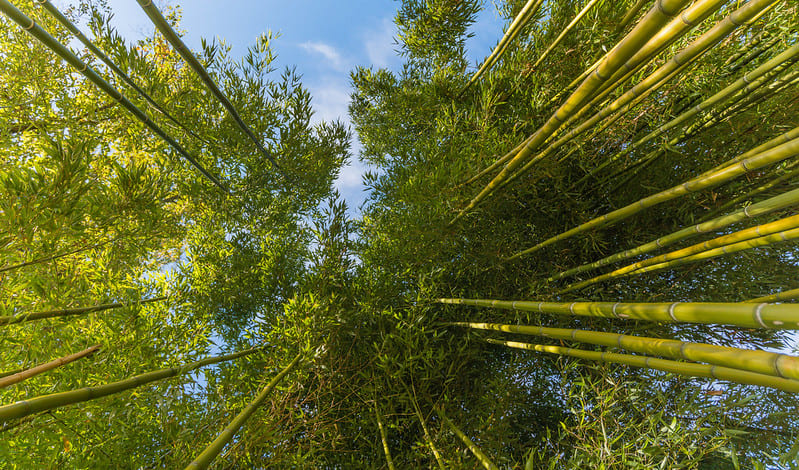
[363, 18, 398, 69]
[299, 41, 347, 71]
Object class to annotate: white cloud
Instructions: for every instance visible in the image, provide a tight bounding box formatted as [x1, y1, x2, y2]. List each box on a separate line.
[363, 18, 398, 69]
[299, 41, 347, 71]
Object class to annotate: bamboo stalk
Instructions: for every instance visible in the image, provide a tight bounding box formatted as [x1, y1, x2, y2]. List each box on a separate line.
[437, 407, 498, 470]
[560, 214, 799, 293]
[0, 345, 100, 388]
[506, 135, 799, 261]
[615, 0, 650, 33]
[409, 393, 445, 469]
[0, 296, 168, 325]
[547, 52, 607, 106]
[461, 0, 546, 94]
[136, 0, 282, 175]
[34, 0, 209, 145]
[711, 163, 799, 215]
[748, 288, 799, 303]
[449, 0, 693, 224]
[531, 0, 602, 70]
[551, 186, 799, 281]
[0, 347, 263, 423]
[185, 353, 302, 470]
[436, 298, 799, 329]
[375, 403, 397, 470]
[485, 338, 799, 393]
[458, 137, 531, 187]
[0, 238, 114, 274]
[0, 0, 227, 191]
[447, 321, 799, 381]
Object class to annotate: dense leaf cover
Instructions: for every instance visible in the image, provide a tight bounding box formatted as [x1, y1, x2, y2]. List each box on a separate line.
[1, 0, 798, 468]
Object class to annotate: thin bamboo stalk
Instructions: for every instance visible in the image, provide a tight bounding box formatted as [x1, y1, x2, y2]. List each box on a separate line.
[0, 0, 227, 191]
[560, 214, 799, 293]
[437, 407, 498, 470]
[615, 0, 650, 33]
[436, 298, 799, 329]
[185, 353, 302, 470]
[547, 52, 607, 106]
[447, 321, 799, 381]
[506, 135, 799, 261]
[748, 288, 799, 303]
[136, 0, 282, 175]
[458, 137, 531, 187]
[0, 347, 263, 423]
[628, 226, 799, 277]
[35, 0, 209, 145]
[711, 163, 799, 215]
[551, 186, 799, 281]
[375, 404, 396, 470]
[727, 35, 782, 75]
[0, 238, 114, 274]
[449, 0, 693, 224]
[411, 397, 445, 469]
[461, 0, 546, 94]
[485, 338, 799, 393]
[531, 0, 602, 69]
[0, 296, 168, 325]
[0, 345, 100, 388]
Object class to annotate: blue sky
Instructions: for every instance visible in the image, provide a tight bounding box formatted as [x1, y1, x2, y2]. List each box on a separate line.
[55, 0, 506, 214]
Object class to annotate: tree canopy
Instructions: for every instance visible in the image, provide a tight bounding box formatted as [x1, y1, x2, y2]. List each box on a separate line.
[1, 0, 798, 468]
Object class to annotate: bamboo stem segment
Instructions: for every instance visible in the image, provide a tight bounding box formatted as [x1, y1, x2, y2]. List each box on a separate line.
[437, 298, 799, 329]
[0, 345, 101, 388]
[0, 297, 168, 326]
[375, 403, 397, 470]
[437, 407, 499, 470]
[185, 354, 302, 470]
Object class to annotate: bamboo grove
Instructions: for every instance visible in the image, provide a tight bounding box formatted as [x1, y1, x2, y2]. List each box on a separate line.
[1, 0, 799, 467]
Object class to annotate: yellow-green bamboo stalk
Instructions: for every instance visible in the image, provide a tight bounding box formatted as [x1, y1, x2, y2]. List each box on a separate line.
[727, 34, 782, 75]
[447, 321, 799, 381]
[449, 0, 692, 224]
[628, 226, 799, 277]
[507, 135, 799, 261]
[485, 338, 799, 393]
[531, 0, 602, 69]
[436, 298, 799, 329]
[375, 403, 397, 470]
[412, 400, 445, 469]
[711, 163, 799, 215]
[0, 345, 100, 389]
[34, 0, 208, 145]
[0, 296, 168, 325]
[185, 354, 302, 470]
[748, 288, 799, 303]
[135, 0, 282, 174]
[461, 0, 545, 94]
[0, 347, 263, 423]
[547, 52, 608, 106]
[0, 238, 114, 274]
[437, 407, 498, 470]
[458, 137, 531, 187]
[615, 0, 650, 33]
[0, 0, 227, 191]
[560, 214, 799, 293]
[551, 187, 799, 281]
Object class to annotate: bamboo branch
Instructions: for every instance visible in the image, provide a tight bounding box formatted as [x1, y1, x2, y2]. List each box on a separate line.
[0, 345, 100, 388]
[0, 296, 168, 325]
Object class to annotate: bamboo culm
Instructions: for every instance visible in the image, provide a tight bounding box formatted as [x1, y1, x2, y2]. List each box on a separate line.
[185, 354, 302, 470]
[748, 288, 799, 303]
[0, 345, 100, 388]
[437, 407, 499, 470]
[0, 297, 168, 326]
[0, 0, 228, 191]
[375, 404, 397, 470]
[485, 338, 799, 393]
[0, 347, 263, 423]
[136, 0, 282, 175]
[530, 0, 602, 70]
[446, 321, 799, 381]
[436, 298, 799, 330]
[551, 187, 799, 281]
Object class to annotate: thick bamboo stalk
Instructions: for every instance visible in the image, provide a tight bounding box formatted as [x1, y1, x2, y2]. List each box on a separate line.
[437, 407, 498, 470]
[560, 214, 799, 293]
[485, 338, 799, 393]
[531, 0, 602, 69]
[461, 0, 545, 94]
[551, 187, 799, 281]
[0, 0, 229, 192]
[748, 288, 799, 303]
[0, 345, 100, 388]
[507, 135, 799, 261]
[185, 353, 302, 470]
[448, 321, 799, 381]
[0, 347, 263, 423]
[436, 298, 799, 329]
[449, 0, 692, 224]
[375, 404, 397, 470]
[34, 0, 208, 145]
[136, 0, 282, 175]
[0, 0, 227, 191]
[711, 163, 799, 216]
[0, 296, 167, 325]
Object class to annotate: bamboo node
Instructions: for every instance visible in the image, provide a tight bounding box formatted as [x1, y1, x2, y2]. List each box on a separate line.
[753, 303, 768, 328]
[668, 302, 680, 321]
[24, 17, 36, 30]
